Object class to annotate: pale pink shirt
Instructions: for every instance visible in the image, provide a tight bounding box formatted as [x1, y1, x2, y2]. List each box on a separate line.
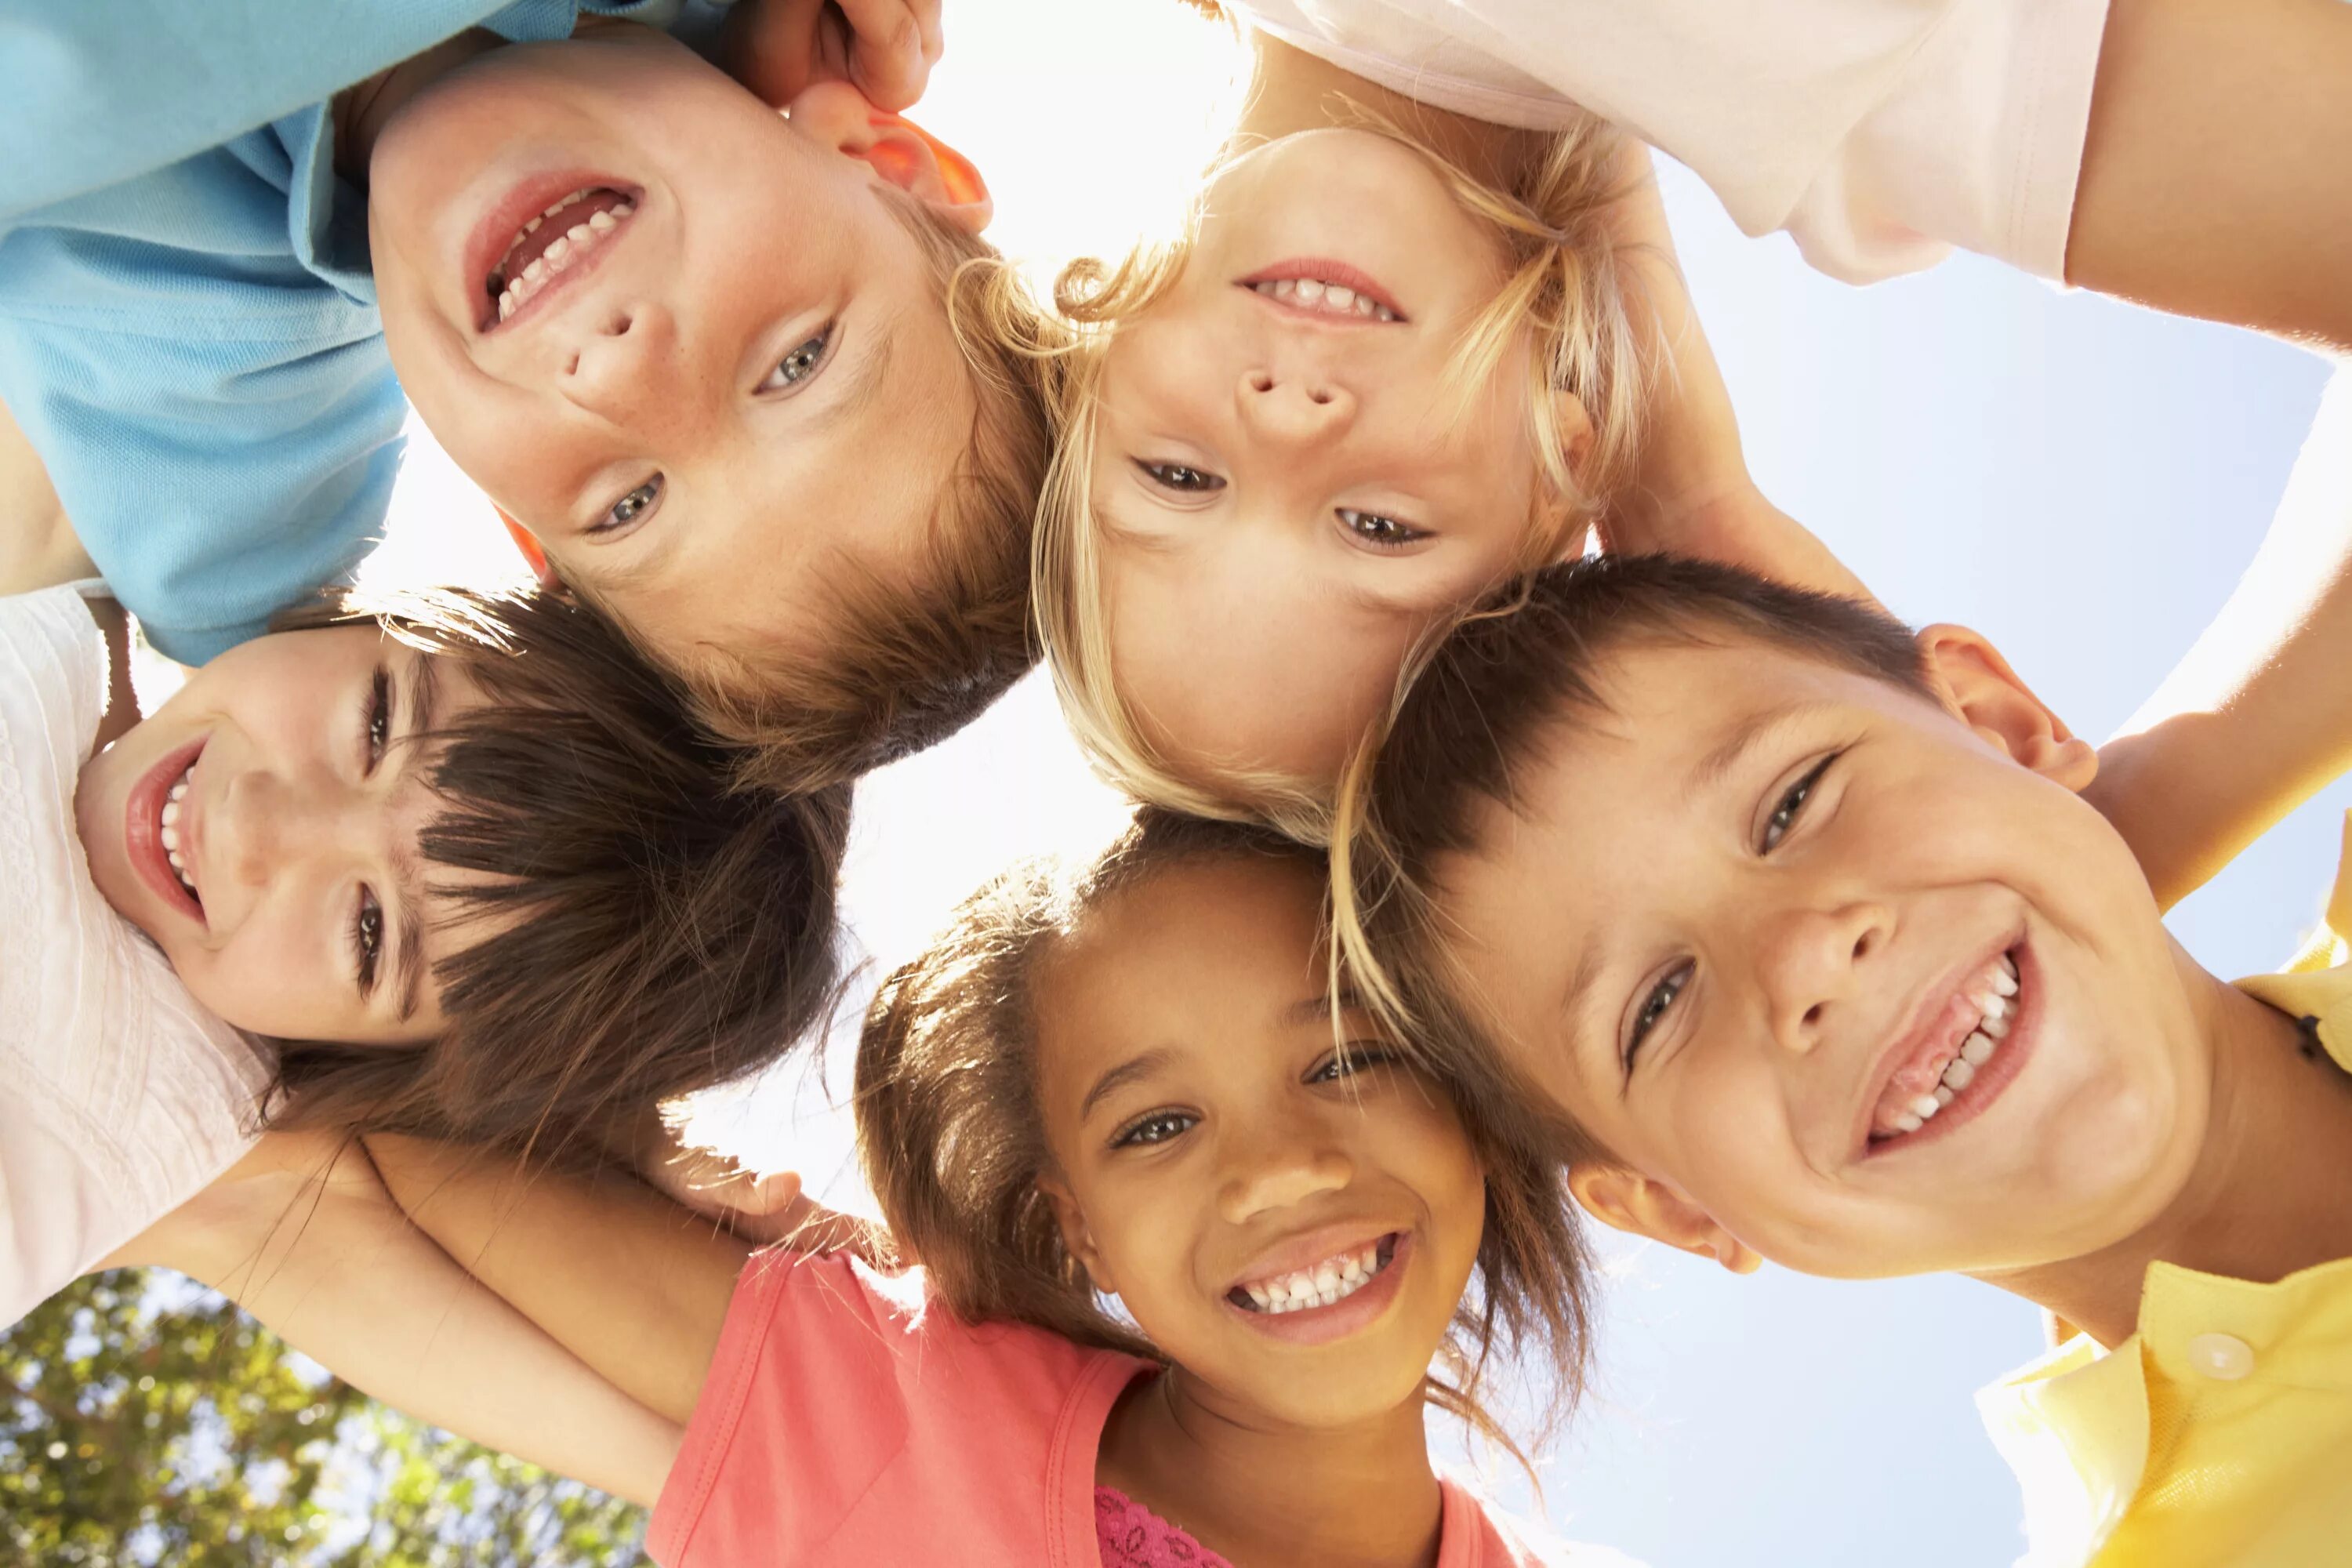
[1229, 0, 2114, 284]
[649, 1249, 1631, 1566]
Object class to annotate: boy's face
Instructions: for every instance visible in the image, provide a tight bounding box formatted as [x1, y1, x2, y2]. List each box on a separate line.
[76, 627, 489, 1045]
[1091, 129, 1552, 784]
[1035, 855, 1486, 1430]
[368, 31, 985, 670]
[1431, 633, 2212, 1280]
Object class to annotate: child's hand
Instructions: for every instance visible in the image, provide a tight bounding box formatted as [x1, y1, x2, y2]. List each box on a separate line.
[722, 0, 943, 114]
[643, 1146, 882, 1260]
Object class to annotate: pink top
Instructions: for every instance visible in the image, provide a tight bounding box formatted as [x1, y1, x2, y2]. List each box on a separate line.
[650, 1249, 1611, 1567]
[1097, 1486, 1233, 1568]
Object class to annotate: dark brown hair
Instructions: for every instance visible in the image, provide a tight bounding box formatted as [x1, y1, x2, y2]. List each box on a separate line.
[1331, 553, 1931, 1140]
[855, 809, 1598, 1446]
[257, 586, 853, 1160]
[684, 194, 1066, 793]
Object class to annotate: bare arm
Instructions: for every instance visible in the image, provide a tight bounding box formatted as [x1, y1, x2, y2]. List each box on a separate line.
[107, 1131, 682, 1507]
[0, 394, 96, 597]
[2085, 365, 2352, 909]
[365, 1134, 754, 1431]
[2069, 0, 2352, 352]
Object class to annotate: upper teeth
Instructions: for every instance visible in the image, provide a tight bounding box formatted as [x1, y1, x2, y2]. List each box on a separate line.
[1238, 1241, 1386, 1314]
[161, 770, 197, 898]
[1886, 952, 2017, 1136]
[1250, 278, 1399, 322]
[492, 190, 636, 321]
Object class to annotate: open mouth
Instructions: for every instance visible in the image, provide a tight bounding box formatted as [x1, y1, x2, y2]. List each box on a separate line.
[1236, 259, 1406, 323]
[1864, 946, 2029, 1154]
[125, 739, 205, 926]
[1229, 1232, 1399, 1315]
[474, 180, 642, 332]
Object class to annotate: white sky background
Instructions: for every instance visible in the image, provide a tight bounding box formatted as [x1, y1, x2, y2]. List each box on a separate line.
[363, 3, 2343, 1563]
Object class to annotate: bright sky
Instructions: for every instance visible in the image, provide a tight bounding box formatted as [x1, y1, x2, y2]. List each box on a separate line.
[364, 4, 2343, 1563]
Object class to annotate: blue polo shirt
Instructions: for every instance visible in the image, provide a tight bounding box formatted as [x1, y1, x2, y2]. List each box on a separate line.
[0, 0, 666, 662]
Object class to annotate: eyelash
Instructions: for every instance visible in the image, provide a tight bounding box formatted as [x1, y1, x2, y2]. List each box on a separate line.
[1311, 1044, 1399, 1083]
[1134, 459, 1225, 495]
[353, 887, 384, 997]
[362, 666, 392, 773]
[586, 325, 840, 536]
[1112, 1109, 1197, 1149]
[1338, 508, 1429, 550]
[1624, 753, 1843, 1065]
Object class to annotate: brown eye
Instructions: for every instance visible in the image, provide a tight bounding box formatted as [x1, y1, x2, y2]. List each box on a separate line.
[1135, 459, 1225, 494]
[1627, 961, 1692, 1067]
[1763, 754, 1839, 851]
[1113, 1110, 1196, 1149]
[1338, 507, 1429, 549]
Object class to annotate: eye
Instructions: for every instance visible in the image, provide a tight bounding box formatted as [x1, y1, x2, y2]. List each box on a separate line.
[1337, 507, 1429, 550]
[1134, 459, 1227, 495]
[352, 887, 384, 997]
[757, 322, 836, 393]
[1625, 960, 1693, 1067]
[590, 475, 663, 536]
[362, 665, 393, 773]
[1112, 1109, 1198, 1149]
[1762, 753, 1841, 852]
[1310, 1044, 1399, 1083]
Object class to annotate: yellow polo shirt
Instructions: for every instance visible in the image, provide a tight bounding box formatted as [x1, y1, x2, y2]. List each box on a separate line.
[1976, 817, 2352, 1567]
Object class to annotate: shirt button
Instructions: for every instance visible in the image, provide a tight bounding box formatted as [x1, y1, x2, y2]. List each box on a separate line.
[2186, 1332, 2255, 1381]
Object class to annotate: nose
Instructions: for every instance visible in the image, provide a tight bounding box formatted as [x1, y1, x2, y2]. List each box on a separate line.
[558, 299, 684, 428]
[1216, 1106, 1356, 1225]
[1235, 365, 1356, 448]
[1753, 896, 1894, 1054]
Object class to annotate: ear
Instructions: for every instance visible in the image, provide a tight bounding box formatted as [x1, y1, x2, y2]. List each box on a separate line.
[786, 80, 992, 232]
[1037, 1174, 1118, 1297]
[495, 507, 564, 592]
[1915, 625, 2099, 793]
[1544, 388, 1595, 480]
[1568, 1163, 1761, 1276]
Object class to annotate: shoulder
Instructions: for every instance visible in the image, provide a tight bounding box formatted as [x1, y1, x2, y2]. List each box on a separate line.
[1441, 1479, 1649, 1568]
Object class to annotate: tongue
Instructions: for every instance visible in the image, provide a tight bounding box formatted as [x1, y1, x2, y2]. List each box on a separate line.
[492, 188, 631, 291]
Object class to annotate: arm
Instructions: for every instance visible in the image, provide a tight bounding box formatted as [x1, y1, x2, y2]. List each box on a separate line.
[2084, 365, 2352, 909]
[366, 1134, 755, 1430]
[2068, 0, 2352, 352]
[106, 1130, 682, 1507]
[0, 394, 95, 598]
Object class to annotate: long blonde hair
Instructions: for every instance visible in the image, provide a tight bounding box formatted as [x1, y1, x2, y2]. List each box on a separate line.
[1032, 111, 1650, 842]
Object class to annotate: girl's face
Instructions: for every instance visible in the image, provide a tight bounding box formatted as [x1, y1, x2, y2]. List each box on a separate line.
[75, 626, 491, 1044]
[1089, 129, 1550, 785]
[1035, 854, 1487, 1431]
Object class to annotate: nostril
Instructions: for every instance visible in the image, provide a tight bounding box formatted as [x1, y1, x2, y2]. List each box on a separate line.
[1308, 387, 1334, 405]
[1802, 1004, 1824, 1028]
[564, 351, 581, 376]
[602, 309, 633, 338]
[1247, 372, 1274, 394]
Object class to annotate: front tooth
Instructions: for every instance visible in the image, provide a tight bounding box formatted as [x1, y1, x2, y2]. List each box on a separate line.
[1959, 1032, 1995, 1066]
[167, 848, 184, 872]
[567, 223, 594, 246]
[1933, 1085, 1956, 1108]
[588, 209, 617, 233]
[1324, 285, 1356, 308]
[1981, 1011, 2010, 1040]
[1982, 992, 2010, 1022]
[161, 825, 180, 851]
[1313, 1263, 1341, 1293]
[1909, 1093, 1943, 1120]
[1893, 1112, 1924, 1134]
[162, 800, 180, 827]
[545, 236, 572, 265]
[1943, 1057, 1978, 1091]
[1990, 966, 2019, 997]
[1272, 278, 1296, 298]
[169, 780, 187, 802]
[1294, 279, 1325, 303]
[523, 258, 546, 283]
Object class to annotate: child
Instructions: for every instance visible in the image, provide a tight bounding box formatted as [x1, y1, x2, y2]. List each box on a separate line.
[368, 812, 1635, 1566]
[1028, 27, 1867, 836]
[1334, 551, 2352, 1566]
[1, 572, 851, 1335]
[1221, 0, 2352, 350]
[2, 3, 1053, 787]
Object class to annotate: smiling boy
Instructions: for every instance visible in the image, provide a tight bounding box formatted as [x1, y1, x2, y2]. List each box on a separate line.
[1, 3, 1047, 786]
[1338, 554, 2352, 1566]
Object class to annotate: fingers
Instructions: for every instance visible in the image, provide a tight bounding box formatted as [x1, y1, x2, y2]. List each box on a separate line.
[833, 0, 943, 111]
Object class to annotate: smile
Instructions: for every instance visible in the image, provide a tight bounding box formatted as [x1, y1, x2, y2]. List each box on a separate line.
[1865, 944, 2036, 1154]
[466, 172, 644, 334]
[1236, 259, 1407, 323]
[1230, 1233, 1399, 1314]
[124, 738, 207, 927]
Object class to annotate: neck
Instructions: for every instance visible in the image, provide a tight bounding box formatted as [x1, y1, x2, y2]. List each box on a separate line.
[1098, 1366, 1445, 1568]
[1234, 31, 1544, 191]
[330, 27, 503, 187]
[1976, 942, 2352, 1347]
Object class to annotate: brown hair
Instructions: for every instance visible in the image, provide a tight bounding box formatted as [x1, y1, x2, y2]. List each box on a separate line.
[1330, 554, 1931, 1112]
[684, 194, 1067, 794]
[257, 586, 853, 1160]
[855, 809, 1599, 1446]
[1032, 113, 1646, 839]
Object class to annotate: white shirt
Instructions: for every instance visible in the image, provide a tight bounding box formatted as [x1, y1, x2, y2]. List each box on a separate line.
[1229, 0, 2113, 284]
[0, 585, 267, 1330]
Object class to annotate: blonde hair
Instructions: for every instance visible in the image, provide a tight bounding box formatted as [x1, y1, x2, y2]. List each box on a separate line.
[1032, 113, 1648, 840]
[683, 192, 1070, 794]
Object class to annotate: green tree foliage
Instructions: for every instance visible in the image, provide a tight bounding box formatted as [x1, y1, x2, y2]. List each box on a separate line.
[2, 1271, 647, 1567]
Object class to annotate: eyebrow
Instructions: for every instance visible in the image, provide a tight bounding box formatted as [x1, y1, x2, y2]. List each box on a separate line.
[389, 654, 442, 1025]
[1682, 700, 1836, 806]
[1079, 1046, 1175, 1121]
